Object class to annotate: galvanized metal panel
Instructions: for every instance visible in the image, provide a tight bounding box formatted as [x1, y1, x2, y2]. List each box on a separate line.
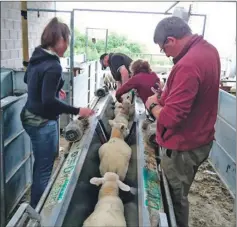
[0, 68, 14, 99]
[0, 94, 33, 227]
[209, 141, 236, 198]
[209, 89, 236, 198]
[73, 70, 89, 108]
[1, 95, 27, 142]
[4, 131, 31, 181]
[215, 116, 236, 161]
[218, 89, 236, 128]
[5, 158, 32, 214]
[13, 71, 27, 92]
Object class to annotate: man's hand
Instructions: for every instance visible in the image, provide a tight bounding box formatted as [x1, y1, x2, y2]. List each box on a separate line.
[145, 94, 159, 110]
[119, 65, 129, 85]
[151, 82, 162, 98]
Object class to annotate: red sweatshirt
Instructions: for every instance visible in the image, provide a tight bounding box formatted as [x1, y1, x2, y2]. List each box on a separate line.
[116, 72, 160, 104]
[157, 35, 220, 151]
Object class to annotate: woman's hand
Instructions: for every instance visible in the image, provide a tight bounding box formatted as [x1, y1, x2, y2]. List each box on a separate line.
[59, 89, 66, 99]
[79, 107, 95, 117]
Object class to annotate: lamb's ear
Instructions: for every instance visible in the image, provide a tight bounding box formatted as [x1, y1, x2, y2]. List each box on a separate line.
[90, 177, 104, 186]
[108, 120, 114, 127]
[117, 180, 130, 192]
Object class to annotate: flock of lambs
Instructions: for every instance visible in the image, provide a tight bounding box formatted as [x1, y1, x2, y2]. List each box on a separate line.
[82, 74, 136, 227]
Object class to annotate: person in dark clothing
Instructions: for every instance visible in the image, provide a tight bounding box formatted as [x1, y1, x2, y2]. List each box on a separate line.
[145, 16, 220, 227]
[21, 17, 94, 208]
[99, 53, 133, 89]
[115, 59, 161, 104]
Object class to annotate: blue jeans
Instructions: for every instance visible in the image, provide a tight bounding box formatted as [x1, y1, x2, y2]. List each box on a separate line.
[23, 120, 59, 208]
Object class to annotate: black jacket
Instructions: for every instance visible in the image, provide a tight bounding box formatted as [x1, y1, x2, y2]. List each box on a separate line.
[23, 46, 79, 120]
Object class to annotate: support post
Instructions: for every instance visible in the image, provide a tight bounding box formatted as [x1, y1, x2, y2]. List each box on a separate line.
[21, 1, 29, 70]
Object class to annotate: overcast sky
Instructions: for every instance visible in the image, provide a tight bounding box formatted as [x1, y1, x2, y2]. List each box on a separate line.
[56, 2, 236, 58]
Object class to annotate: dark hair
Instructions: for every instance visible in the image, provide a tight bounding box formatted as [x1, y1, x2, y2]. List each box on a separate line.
[130, 59, 152, 76]
[153, 16, 192, 45]
[41, 17, 70, 49]
[100, 53, 108, 61]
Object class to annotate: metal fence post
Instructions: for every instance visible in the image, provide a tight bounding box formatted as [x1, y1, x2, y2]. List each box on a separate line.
[95, 61, 98, 91]
[88, 64, 91, 107]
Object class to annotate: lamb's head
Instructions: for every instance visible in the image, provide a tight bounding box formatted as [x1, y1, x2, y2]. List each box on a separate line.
[90, 172, 131, 198]
[121, 93, 132, 103]
[109, 120, 129, 139]
[121, 99, 132, 115]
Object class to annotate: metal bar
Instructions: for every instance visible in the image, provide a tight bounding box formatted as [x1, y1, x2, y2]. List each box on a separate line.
[105, 29, 109, 53]
[6, 153, 31, 183]
[85, 27, 108, 30]
[27, 8, 72, 13]
[88, 65, 91, 106]
[73, 8, 173, 15]
[6, 203, 41, 227]
[0, 110, 6, 227]
[95, 61, 98, 92]
[164, 1, 180, 13]
[161, 169, 177, 227]
[202, 15, 207, 37]
[85, 28, 89, 61]
[6, 203, 29, 227]
[98, 119, 109, 141]
[70, 11, 74, 109]
[220, 80, 236, 83]
[21, 1, 29, 70]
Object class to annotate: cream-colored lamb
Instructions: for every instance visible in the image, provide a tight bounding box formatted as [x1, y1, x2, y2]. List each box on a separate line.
[83, 172, 130, 227]
[99, 120, 132, 181]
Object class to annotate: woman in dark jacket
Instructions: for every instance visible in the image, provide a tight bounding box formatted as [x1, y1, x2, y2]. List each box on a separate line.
[115, 59, 162, 104]
[21, 17, 94, 208]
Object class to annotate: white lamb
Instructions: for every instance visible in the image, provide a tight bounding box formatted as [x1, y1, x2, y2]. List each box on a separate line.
[82, 172, 131, 227]
[99, 120, 132, 181]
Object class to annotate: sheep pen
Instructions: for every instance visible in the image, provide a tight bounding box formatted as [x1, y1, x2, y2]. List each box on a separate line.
[16, 91, 234, 227]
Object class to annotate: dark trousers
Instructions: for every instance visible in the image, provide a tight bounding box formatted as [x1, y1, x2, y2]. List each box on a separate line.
[160, 142, 213, 227]
[23, 120, 59, 208]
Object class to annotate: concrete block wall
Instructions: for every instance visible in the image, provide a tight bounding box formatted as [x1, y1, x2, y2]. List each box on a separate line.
[1, 1, 56, 69]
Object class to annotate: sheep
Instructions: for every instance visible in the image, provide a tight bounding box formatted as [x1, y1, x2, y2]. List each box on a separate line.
[82, 172, 131, 227]
[98, 120, 132, 181]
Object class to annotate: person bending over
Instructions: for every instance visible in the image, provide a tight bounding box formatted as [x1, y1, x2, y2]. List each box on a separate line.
[99, 52, 133, 89]
[115, 59, 161, 104]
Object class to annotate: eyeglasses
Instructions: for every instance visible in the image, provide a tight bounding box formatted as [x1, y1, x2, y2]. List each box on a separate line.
[160, 38, 168, 53]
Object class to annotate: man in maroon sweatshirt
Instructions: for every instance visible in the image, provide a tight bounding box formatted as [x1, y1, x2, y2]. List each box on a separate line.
[145, 17, 220, 227]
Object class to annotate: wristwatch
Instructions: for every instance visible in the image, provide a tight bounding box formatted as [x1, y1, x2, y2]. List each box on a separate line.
[149, 103, 158, 112]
